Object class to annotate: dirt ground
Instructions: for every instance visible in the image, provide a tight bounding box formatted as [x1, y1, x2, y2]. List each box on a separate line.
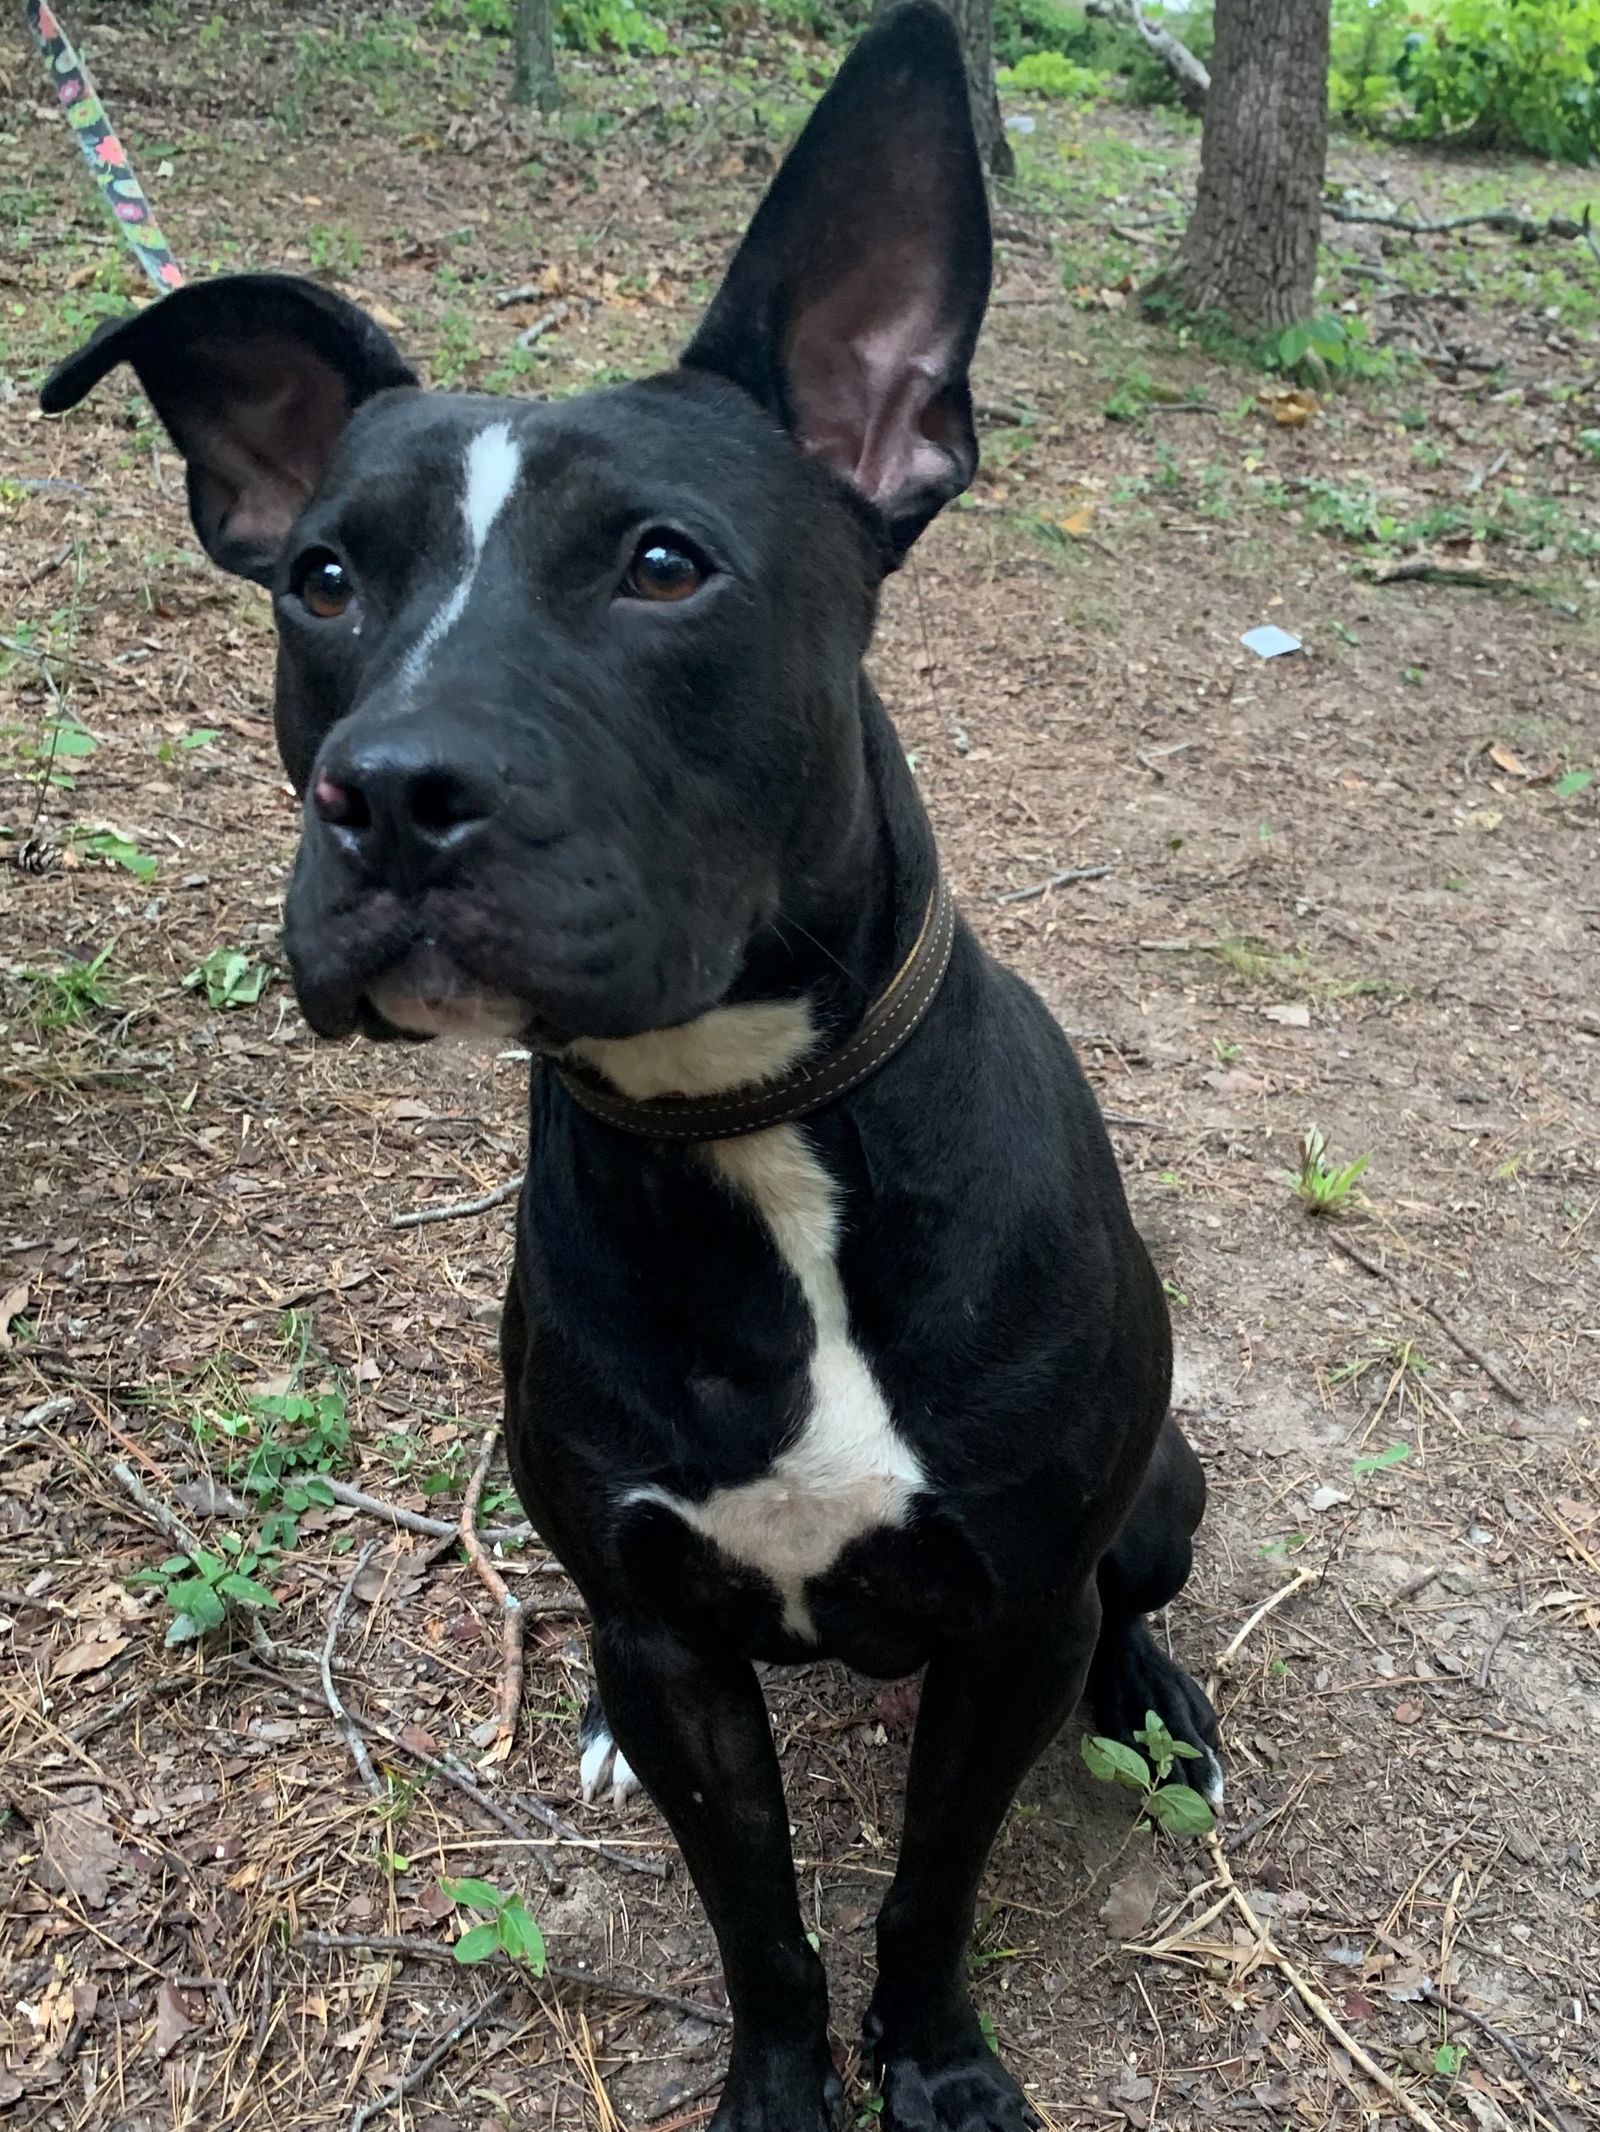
[2, 8, 1598, 2131]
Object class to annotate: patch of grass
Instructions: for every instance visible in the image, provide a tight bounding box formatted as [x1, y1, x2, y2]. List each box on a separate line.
[13, 943, 117, 1032]
[1286, 1126, 1371, 1217]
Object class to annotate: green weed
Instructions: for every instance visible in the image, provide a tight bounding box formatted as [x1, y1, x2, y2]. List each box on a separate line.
[1286, 1126, 1371, 1216]
[130, 1532, 279, 1646]
[186, 946, 270, 1011]
[16, 943, 116, 1031]
[440, 1877, 547, 1969]
[1081, 1710, 1214, 1835]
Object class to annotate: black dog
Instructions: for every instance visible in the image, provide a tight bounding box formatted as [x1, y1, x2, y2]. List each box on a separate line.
[44, 10, 1218, 2127]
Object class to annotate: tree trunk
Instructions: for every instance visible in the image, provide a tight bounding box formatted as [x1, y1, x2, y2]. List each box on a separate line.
[512, 0, 559, 112]
[872, 0, 1013, 180]
[1174, 0, 1329, 334]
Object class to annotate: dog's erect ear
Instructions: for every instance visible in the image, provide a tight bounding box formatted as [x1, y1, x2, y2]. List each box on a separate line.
[682, 0, 990, 561]
[40, 274, 418, 584]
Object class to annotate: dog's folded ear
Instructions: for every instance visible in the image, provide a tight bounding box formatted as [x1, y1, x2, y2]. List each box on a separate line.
[682, 0, 991, 562]
[39, 274, 417, 585]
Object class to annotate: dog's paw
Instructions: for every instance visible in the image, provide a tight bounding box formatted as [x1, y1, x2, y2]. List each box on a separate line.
[577, 1691, 642, 1810]
[1092, 1619, 1223, 1806]
[708, 2041, 842, 2132]
[875, 2049, 1037, 2132]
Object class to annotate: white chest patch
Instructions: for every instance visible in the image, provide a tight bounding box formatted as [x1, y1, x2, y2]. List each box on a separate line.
[401, 421, 522, 687]
[631, 1118, 925, 1641]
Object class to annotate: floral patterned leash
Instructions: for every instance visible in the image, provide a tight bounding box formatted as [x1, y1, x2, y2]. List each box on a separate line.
[25, 0, 184, 292]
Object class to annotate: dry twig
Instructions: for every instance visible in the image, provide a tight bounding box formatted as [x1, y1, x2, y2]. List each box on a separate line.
[1205, 1835, 1450, 2132]
[1324, 199, 1600, 264]
[321, 1475, 536, 1549]
[1209, 1562, 1320, 1690]
[392, 1172, 524, 1228]
[1323, 1230, 1531, 1407]
[462, 1427, 526, 1763]
[323, 1543, 385, 1799]
[297, 1933, 730, 2026]
[995, 863, 1113, 905]
[348, 1978, 513, 2131]
[1419, 1983, 1578, 2132]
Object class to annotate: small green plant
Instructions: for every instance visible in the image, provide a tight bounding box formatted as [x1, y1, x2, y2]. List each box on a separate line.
[227, 1384, 351, 1543]
[1286, 1126, 1371, 1216]
[77, 829, 157, 881]
[17, 942, 116, 1030]
[130, 1531, 279, 1645]
[1434, 2038, 1468, 2084]
[1353, 1440, 1411, 1478]
[1554, 767, 1593, 798]
[307, 223, 364, 277]
[1081, 1710, 1214, 1835]
[187, 945, 270, 1010]
[439, 1877, 547, 1969]
[156, 726, 219, 766]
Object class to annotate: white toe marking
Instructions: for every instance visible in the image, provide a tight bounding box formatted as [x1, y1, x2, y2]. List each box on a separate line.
[579, 1730, 613, 1807]
[609, 1746, 640, 1810]
[402, 421, 521, 686]
[1200, 1746, 1225, 1808]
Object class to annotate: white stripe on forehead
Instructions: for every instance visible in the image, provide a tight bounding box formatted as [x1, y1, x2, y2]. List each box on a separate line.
[401, 421, 522, 687]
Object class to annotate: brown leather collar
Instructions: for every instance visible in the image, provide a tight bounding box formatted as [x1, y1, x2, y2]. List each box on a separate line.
[549, 875, 955, 1142]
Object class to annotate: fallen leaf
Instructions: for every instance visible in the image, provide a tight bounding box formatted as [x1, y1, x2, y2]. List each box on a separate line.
[418, 1880, 456, 1922]
[1262, 1002, 1312, 1028]
[1310, 1484, 1352, 1514]
[1100, 1860, 1161, 1940]
[1058, 506, 1097, 537]
[152, 1981, 193, 2060]
[353, 1546, 427, 1605]
[173, 1475, 252, 1519]
[53, 1631, 130, 1681]
[1393, 1699, 1423, 1725]
[0, 1284, 30, 1351]
[1488, 742, 1530, 777]
[38, 1792, 122, 1908]
[1258, 385, 1320, 428]
[1201, 1068, 1270, 1097]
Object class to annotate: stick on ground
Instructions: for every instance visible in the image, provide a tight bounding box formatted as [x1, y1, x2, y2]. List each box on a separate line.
[393, 1173, 524, 1228]
[1206, 1834, 1450, 2132]
[461, 1426, 526, 1764]
[297, 1933, 730, 2026]
[349, 1978, 513, 2132]
[1323, 1230, 1530, 1407]
[322, 1543, 385, 1799]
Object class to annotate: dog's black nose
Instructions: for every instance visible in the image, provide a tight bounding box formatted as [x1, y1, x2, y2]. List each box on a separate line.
[312, 742, 495, 884]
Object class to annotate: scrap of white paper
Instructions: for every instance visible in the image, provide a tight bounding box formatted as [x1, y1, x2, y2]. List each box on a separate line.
[1241, 624, 1303, 659]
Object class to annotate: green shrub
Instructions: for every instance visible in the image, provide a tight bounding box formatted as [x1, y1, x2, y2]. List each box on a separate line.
[450, 0, 669, 53]
[1329, 0, 1422, 128]
[994, 0, 1213, 106]
[998, 49, 1110, 98]
[1397, 0, 1600, 161]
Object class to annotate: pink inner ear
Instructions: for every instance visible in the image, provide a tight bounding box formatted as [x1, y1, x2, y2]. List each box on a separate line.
[185, 337, 355, 558]
[786, 260, 963, 518]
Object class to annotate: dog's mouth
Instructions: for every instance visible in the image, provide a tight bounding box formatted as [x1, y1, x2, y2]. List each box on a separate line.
[363, 945, 529, 1044]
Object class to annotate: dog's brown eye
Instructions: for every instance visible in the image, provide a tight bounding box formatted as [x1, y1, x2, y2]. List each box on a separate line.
[625, 536, 706, 604]
[296, 551, 353, 620]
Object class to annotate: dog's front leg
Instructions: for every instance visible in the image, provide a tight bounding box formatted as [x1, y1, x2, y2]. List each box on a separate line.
[866, 1587, 1102, 2132]
[591, 1615, 841, 2132]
